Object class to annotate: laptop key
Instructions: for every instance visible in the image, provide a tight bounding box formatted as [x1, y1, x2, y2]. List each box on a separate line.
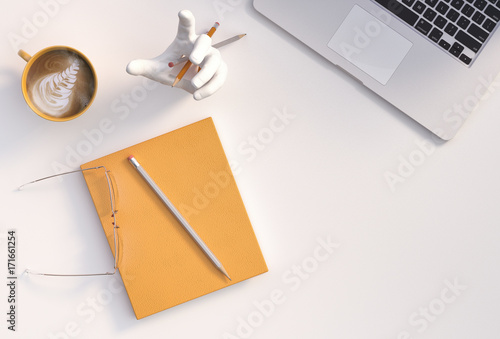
[450, 49, 462, 58]
[450, 42, 465, 56]
[435, 15, 449, 27]
[445, 22, 459, 34]
[485, 4, 500, 20]
[456, 30, 482, 51]
[439, 39, 452, 50]
[436, 2, 450, 13]
[473, 0, 488, 10]
[413, 1, 427, 13]
[452, 41, 465, 52]
[436, 2, 450, 15]
[482, 18, 497, 30]
[424, 8, 438, 20]
[458, 16, 472, 28]
[462, 3, 476, 15]
[472, 11, 486, 23]
[468, 22, 490, 41]
[416, 18, 433, 34]
[373, 0, 419, 25]
[459, 53, 472, 64]
[425, 0, 439, 6]
[447, 8, 461, 20]
[429, 27, 444, 41]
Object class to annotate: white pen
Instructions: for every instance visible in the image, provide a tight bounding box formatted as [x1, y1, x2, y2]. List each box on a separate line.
[128, 155, 231, 281]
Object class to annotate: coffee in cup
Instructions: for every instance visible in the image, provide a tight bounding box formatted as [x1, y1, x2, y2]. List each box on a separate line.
[19, 46, 97, 121]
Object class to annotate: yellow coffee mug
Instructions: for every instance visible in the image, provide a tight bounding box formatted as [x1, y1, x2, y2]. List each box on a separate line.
[19, 46, 98, 122]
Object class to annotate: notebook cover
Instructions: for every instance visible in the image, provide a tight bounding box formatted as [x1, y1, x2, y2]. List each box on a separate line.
[81, 118, 268, 319]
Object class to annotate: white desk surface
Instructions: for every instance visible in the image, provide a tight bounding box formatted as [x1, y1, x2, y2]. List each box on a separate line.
[2, 1, 500, 338]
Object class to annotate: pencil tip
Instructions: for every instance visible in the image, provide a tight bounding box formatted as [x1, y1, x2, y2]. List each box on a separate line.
[172, 78, 180, 87]
[220, 267, 231, 281]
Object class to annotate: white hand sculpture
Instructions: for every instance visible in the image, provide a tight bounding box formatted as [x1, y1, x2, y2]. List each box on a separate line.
[126, 10, 227, 100]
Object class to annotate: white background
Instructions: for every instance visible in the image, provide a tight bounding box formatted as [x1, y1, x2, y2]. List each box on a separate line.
[1, 0, 500, 338]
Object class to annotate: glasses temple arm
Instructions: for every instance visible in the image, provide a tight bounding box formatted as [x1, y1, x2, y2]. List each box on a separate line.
[18, 166, 106, 190]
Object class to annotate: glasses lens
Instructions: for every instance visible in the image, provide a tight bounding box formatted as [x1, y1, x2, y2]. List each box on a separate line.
[84, 168, 119, 268]
[104, 169, 119, 270]
[23, 167, 117, 276]
[105, 170, 119, 216]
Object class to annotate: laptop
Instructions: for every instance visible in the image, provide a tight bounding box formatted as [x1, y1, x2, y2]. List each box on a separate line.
[254, 0, 500, 140]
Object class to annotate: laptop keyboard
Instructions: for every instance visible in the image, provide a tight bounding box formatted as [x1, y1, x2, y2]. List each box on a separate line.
[373, 0, 500, 66]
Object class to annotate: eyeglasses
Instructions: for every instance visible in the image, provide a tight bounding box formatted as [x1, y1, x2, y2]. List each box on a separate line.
[19, 166, 119, 277]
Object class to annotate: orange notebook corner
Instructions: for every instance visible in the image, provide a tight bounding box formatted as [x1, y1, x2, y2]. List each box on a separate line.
[81, 118, 268, 319]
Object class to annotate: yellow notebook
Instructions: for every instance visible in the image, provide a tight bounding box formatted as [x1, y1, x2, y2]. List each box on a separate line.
[81, 118, 268, 319]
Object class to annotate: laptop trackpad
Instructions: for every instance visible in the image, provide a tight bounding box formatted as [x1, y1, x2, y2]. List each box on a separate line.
[327, 5, 412, 85]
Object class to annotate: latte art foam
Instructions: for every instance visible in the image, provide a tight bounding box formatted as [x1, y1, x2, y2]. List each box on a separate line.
[26, 50, 95, 118]
[32, 59, 80, 115]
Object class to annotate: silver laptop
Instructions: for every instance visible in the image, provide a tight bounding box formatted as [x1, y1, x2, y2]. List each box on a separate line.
[254, 0, 500, 140]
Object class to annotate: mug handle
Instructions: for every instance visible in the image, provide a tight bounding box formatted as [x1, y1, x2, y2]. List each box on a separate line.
[18, 50, 31, 62]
